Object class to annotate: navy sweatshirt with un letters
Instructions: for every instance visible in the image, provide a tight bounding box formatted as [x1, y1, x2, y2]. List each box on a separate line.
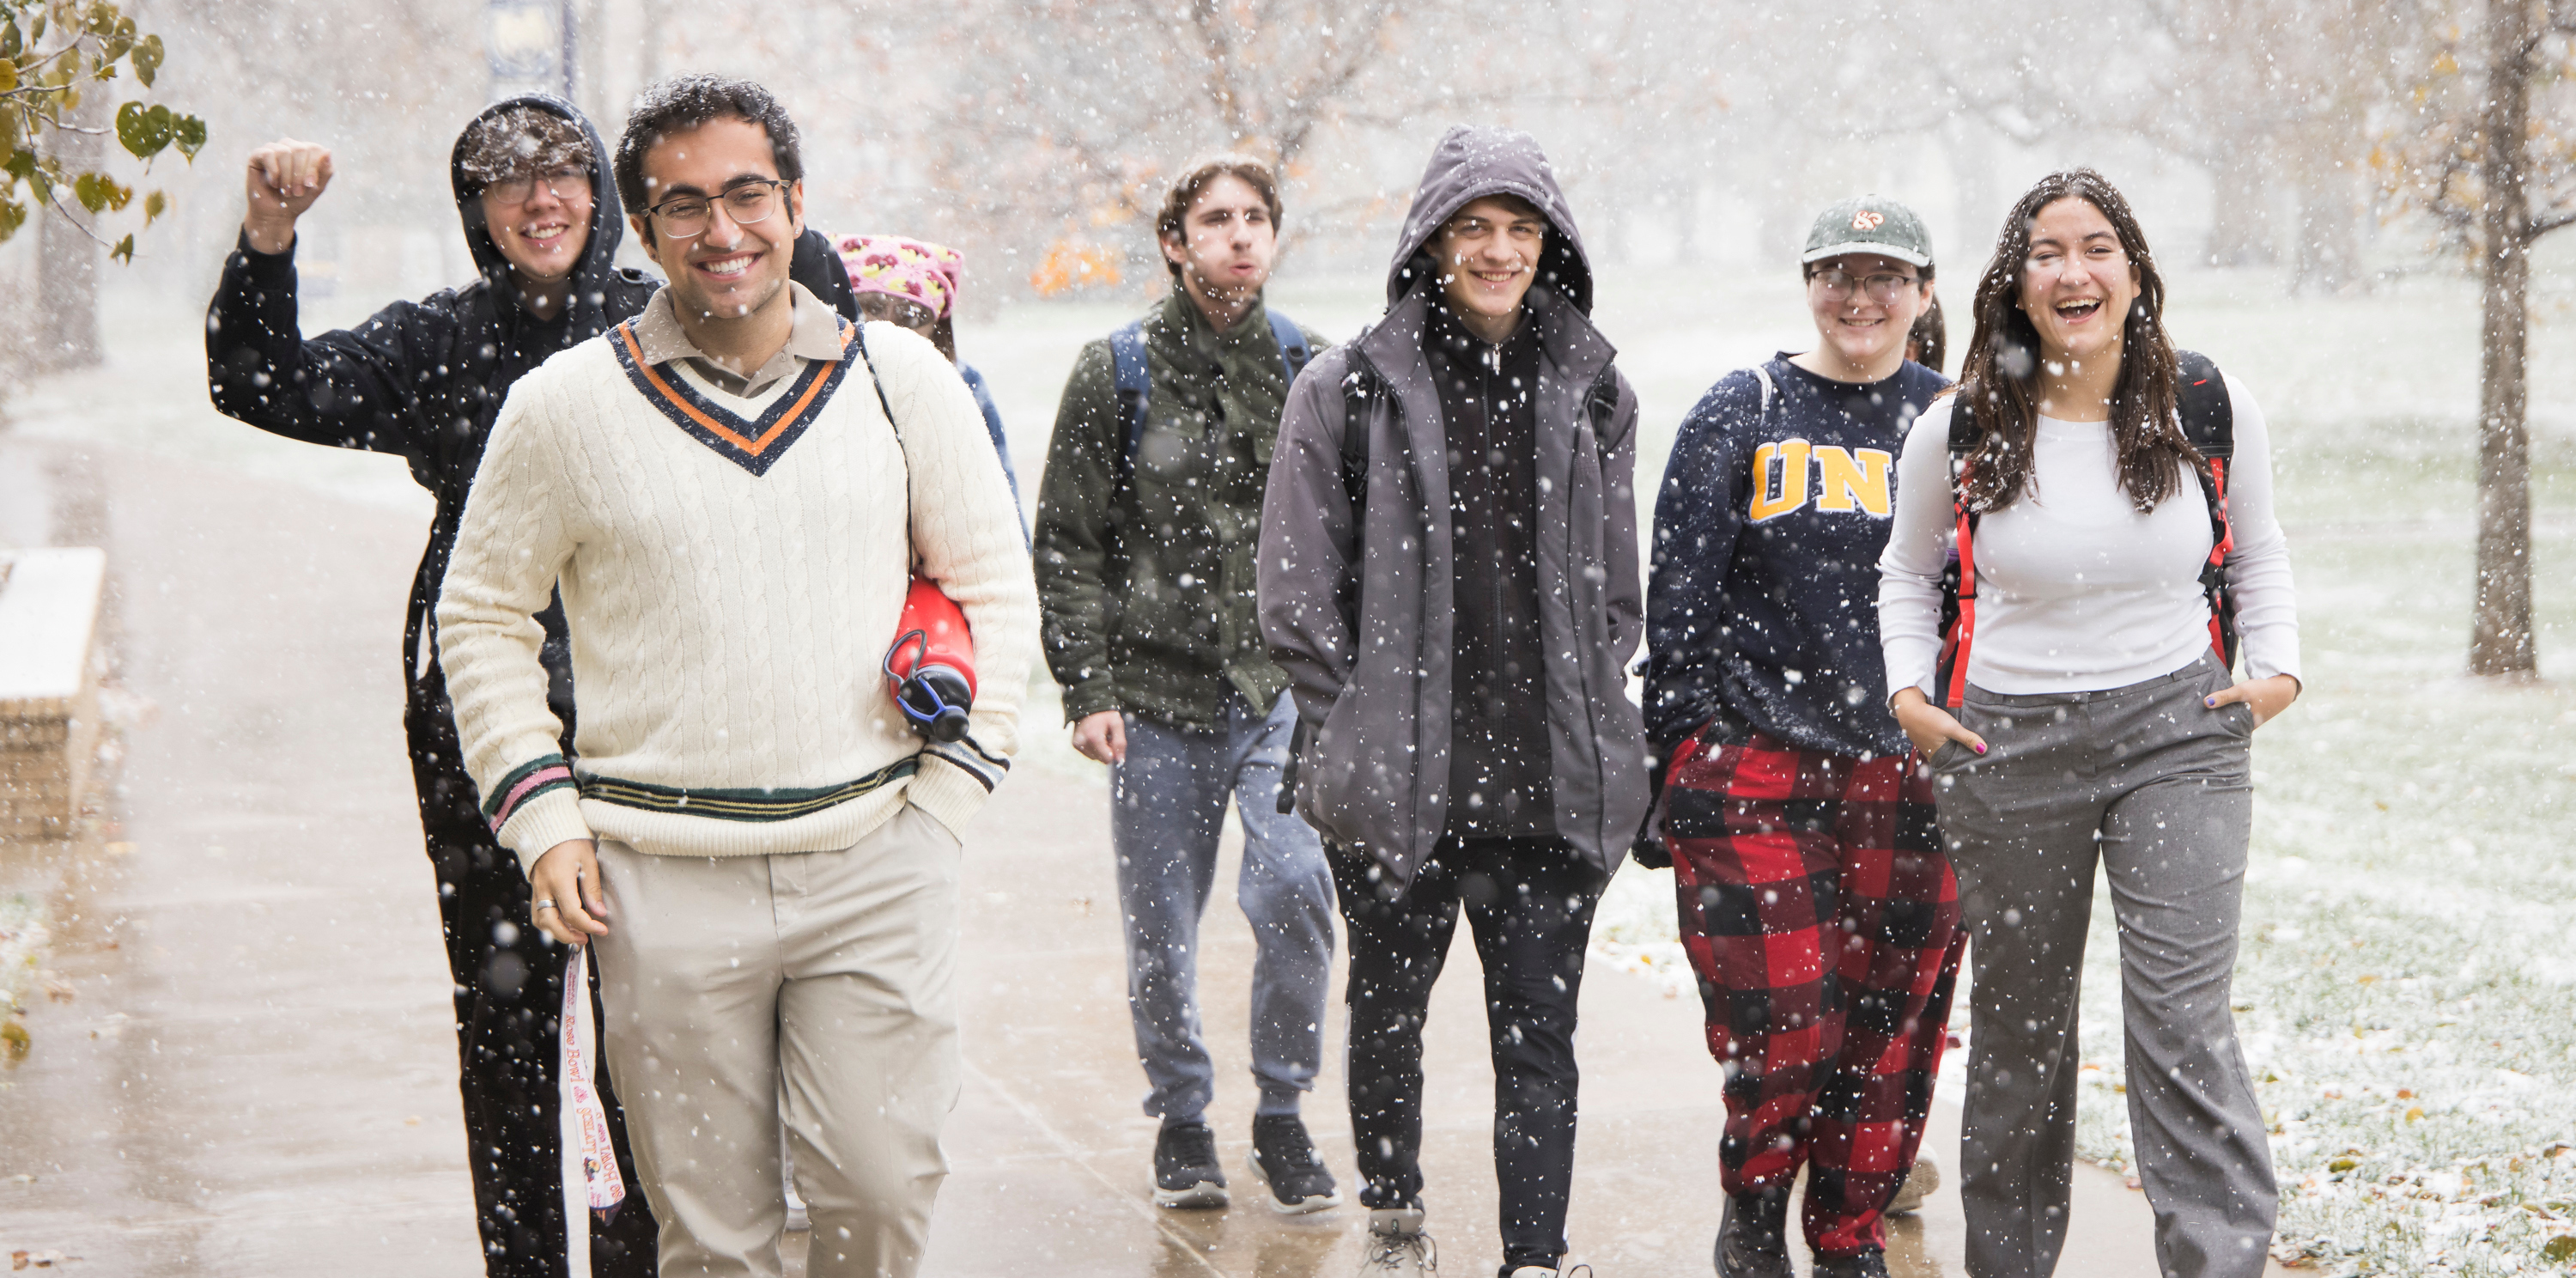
[1644, 356, 1948, 761]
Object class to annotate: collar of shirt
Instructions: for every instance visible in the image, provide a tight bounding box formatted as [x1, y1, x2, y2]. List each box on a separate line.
[630, 280, 843, 398]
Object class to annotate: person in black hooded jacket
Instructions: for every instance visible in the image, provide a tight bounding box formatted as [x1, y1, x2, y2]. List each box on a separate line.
[203, 94, 859, 1278]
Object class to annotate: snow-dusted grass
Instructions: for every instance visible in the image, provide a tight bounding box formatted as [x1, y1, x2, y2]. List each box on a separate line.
[29, 256, 2576, 1271]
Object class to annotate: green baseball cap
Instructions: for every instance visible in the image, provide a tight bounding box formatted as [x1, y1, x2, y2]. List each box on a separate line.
[1802, 195, 1933, 270]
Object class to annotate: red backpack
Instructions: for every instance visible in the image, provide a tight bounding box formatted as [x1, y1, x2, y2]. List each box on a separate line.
[1935, 350, 2239, 709]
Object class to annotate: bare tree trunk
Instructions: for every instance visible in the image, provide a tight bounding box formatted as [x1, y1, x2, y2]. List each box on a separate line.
[34, 91, 106, 372]
[2471, 0, 2537, 677]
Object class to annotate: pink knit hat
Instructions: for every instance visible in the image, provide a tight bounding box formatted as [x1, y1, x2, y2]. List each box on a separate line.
[835, 234, 965, 320]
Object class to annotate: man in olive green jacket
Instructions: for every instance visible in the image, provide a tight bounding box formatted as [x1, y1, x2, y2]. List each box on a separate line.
[1032, 155, 1341, 1216]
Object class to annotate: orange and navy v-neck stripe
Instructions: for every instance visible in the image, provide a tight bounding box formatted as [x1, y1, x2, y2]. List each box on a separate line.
[611, 317, 854, 477]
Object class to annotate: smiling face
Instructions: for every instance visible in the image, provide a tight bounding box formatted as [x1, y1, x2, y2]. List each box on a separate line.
[478, 167, 593, 283]
[2016, 196, 2139, 366]
[629, 114, 804, 321]
[1160, 173, 1277, 309]
[1803, 252, 1929, 380]
[1431, 194, 1549, 333]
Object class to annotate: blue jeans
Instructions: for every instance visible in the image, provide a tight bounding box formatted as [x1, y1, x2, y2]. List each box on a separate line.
[1110, 691, 1335, 1124]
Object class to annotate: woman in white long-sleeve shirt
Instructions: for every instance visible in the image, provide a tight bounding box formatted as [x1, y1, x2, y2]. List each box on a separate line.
[1875, 168, 2298, 1278]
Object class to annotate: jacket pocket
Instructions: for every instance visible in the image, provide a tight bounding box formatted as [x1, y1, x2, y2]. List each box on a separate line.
[1295, 684, 1365, 847]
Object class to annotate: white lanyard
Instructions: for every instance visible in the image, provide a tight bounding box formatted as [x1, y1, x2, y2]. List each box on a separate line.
[560, 942, 627, 1274]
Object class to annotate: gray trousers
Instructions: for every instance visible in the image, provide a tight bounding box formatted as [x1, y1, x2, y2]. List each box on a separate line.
[1110, 691, 1336, 1124]
[1931, 654, 2276, 1278]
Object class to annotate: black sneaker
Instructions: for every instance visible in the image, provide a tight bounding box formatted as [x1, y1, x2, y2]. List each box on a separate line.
[1245, 1114, 1342, 1214]
[1715, 1185, 1793, 1278]
[1812, 1250, 1892, 1278]
[1152, 1121, 1227, 1208]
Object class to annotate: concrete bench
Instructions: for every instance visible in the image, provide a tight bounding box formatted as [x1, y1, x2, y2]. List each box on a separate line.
[0, 548, 107, 840]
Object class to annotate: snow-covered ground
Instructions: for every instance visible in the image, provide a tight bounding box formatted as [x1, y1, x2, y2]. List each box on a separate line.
[12, 259, 2574, 1273]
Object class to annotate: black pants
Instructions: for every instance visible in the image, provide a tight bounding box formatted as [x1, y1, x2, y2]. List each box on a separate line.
[1332, 835, 1607, 1275]
[410, 678, 659, 1277]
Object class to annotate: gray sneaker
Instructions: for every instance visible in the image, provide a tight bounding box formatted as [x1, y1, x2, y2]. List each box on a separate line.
[1358, 1207, 1437, 1275]
[1886, 1156, 1940, 1216]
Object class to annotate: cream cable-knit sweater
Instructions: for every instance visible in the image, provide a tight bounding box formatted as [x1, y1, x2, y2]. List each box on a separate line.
[436, 295, 1037, 872]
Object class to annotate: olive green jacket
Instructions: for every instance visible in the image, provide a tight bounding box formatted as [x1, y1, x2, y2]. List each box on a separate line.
[1035, 290, 1329, 726]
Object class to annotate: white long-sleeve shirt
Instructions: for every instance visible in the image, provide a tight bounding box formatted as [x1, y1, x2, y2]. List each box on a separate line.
[437, 286, 1038, 871]
[1877, 375, 2298, 698]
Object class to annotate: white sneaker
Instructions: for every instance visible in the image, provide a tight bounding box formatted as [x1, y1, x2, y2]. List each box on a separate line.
[1886, 1156, 1940, 1216]
[1358, 1207, 1437, 1275]
[1507, 1266, 1592, 1277]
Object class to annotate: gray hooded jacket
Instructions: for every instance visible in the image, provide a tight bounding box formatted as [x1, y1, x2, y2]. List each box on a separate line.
[1256, 125, 1649, 892]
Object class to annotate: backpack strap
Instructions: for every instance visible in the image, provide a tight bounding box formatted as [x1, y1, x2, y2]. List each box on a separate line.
[852, 320, 899, 429]
[2176, 350, 2239, 671]
[848, 320, 915, 571]
[1109, 320, 1150, 490]
[1750, 363, 1777, 418]
[1936, 395, 1984, 710]
[1269, 310, 1312, 386]
[1338, 368, 1373, 514]
[2176, 350, 2234, 460]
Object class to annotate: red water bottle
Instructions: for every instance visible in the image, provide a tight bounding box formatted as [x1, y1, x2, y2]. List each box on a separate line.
[884, 577, 976, 742]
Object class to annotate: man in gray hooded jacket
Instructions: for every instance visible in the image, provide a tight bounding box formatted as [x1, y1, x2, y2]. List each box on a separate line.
[1258, 125, 1649, 1278]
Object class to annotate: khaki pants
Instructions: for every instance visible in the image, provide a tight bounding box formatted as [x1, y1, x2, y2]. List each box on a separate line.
[592, 804, 963, 1278]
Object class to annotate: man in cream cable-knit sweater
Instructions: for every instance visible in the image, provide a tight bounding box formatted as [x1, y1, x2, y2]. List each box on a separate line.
[435, 75, 1036, 1278]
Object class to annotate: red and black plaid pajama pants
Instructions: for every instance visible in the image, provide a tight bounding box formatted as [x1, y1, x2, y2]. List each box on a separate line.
[1661, 728, 1965, 1259]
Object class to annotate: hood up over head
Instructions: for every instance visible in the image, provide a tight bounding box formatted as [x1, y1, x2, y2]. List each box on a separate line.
[1386, 125, 1594, 316]
[449, 93, 628, 342]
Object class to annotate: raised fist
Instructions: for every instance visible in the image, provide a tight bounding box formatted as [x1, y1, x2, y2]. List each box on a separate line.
[241, 137, 335, 255]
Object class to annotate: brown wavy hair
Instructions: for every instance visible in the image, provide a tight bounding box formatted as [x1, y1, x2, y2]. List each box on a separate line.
[1953, 168, 2197, 514]
[1155, 154, 1282, 284]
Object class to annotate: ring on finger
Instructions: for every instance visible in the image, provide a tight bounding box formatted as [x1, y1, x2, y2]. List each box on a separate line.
[533, 899, 557, 912]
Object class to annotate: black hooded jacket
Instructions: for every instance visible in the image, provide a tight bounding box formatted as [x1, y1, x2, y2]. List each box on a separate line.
[205, 94, 860, 722]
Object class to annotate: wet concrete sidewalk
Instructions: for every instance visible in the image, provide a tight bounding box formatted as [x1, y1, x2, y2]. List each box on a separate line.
[0, 435, 2259, 1276]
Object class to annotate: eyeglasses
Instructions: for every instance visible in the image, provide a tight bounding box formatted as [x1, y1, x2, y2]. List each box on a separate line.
[1808, 268, 1920, 303]
[641, 180, 791, 239]
[484, 166, 589, 206]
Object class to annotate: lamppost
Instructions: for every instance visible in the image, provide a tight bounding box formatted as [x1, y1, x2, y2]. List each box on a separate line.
[485, 0, 577, 103]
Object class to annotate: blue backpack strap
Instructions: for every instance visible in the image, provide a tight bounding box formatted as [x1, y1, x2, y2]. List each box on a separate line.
[1109, 320, 1150, 485]
[1267, 309, 1311, 386]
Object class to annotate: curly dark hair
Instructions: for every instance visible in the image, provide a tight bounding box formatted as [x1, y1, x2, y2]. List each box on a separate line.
[1154, 154, 1282, 283]
[613, 74, 804, 237]
[1953, 167, 2197, 514]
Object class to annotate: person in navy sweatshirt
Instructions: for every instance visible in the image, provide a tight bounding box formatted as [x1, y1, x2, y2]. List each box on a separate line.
[1641, 196, 1965, 1278]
